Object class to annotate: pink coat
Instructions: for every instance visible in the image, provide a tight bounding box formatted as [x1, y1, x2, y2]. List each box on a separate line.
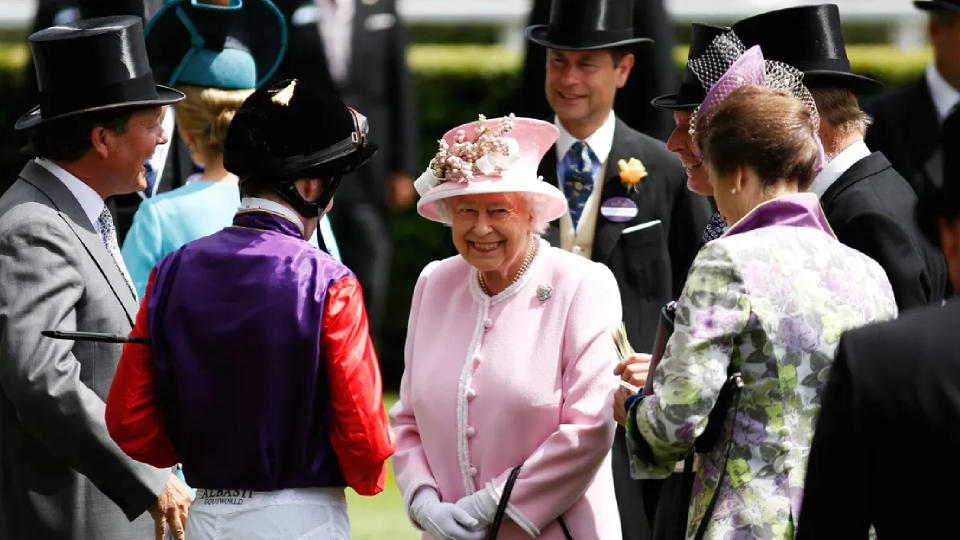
[390, 239, 622, 539]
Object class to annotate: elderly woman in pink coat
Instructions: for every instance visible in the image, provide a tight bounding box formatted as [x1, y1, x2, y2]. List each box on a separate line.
[389, 115, 623, 540]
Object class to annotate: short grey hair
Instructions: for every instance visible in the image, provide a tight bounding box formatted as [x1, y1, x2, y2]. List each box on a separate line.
[432, 192, 552, 235]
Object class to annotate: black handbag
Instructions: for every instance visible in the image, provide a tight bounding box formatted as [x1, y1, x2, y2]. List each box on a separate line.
[485, 465, 573, 540]
[640, 300, 744, 540]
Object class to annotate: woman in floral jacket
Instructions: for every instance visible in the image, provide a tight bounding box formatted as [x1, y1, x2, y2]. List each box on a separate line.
[618, 85, 896, 539]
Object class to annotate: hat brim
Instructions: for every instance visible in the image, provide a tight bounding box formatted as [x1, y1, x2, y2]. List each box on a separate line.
[14, 85, 185, 131]
[914, 0, 960, 13]
[525, 25, 653, 50]
[650, 93, 699, 111]
[417, 174, 568, 225]
[802, 71, 884, 94]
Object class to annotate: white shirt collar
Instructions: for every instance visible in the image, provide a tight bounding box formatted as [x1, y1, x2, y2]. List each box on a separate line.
[926, 63, 960, 123]
[240, 197, 305, 234]
[554, 110, 616, 165]
[809, 140, 872, 197]
[34, 157, 105, 231]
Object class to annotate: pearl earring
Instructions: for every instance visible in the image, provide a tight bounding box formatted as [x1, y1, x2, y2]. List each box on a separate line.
[731, 188, 737, 194]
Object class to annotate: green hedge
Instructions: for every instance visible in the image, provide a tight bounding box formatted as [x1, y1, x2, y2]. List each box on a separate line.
[0, 42, 935, 386]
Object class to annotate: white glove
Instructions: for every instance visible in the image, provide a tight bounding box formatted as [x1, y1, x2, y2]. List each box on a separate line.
[410, 488, 487, 540]
[455, 487, 498, 529]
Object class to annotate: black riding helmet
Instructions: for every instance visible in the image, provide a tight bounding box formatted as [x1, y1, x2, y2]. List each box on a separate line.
[224, 78, 378, 217]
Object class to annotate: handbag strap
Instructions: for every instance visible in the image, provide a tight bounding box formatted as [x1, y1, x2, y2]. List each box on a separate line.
[485, 464, 573, 540]
[693, 372, 744, 540]
[486, 465, 523, 540]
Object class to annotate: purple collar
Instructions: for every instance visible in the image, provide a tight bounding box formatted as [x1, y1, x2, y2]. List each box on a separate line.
[231, 209, 305, 240]
[723, 193, 835, 239]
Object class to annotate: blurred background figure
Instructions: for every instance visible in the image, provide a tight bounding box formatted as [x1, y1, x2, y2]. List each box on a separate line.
[122, 0, 289, 299]
[865, 0, 960, 194]
[734, 4, 947, 312]
[272, 0, 418, 345]
[518, 0, 675, 140]
[798, 105, 960, 540]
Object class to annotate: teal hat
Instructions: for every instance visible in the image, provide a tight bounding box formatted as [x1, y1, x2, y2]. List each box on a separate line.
[144, 0, 286, 89]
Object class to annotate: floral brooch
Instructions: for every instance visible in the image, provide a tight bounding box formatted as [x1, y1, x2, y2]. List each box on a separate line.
[617, 158, 647, 194]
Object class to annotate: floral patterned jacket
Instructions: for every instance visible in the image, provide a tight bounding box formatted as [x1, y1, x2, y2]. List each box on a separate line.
[627, 194, 897, 540]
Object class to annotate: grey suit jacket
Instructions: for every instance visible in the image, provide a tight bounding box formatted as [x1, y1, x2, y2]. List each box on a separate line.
[0, 161, 168, 539]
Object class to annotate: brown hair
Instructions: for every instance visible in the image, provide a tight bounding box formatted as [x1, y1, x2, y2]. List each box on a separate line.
[174, 85, 253, 159]
[28, 107, 137, 162]
[809, 87, 871, 137]
[696, 85, 820, 190]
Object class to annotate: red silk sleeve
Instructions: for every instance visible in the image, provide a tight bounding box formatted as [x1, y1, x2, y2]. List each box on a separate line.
[322, 276, 397, 496]
[105, 270, 179, 468]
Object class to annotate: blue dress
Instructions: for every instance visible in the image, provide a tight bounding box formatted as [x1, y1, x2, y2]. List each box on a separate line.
[122, 181, 337, 299]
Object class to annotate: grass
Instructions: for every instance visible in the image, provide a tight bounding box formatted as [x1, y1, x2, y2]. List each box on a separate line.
[346, 392, 421, 540]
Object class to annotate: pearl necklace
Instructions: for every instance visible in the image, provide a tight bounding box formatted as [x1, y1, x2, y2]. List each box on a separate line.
[478, 237, 538, 296]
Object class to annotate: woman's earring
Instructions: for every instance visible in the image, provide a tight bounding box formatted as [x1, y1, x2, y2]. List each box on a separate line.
[731, 188, 737, 194]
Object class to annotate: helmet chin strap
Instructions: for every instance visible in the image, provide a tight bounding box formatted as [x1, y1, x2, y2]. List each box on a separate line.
[270, 176, 343, 218]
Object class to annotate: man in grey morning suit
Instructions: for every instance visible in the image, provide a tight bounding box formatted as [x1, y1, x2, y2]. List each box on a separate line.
[0, 16, 191, 540]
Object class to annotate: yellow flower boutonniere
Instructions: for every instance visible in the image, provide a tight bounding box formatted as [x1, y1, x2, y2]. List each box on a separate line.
[617, 157, 647, 193]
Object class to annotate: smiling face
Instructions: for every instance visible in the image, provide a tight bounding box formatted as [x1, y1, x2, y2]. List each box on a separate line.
[667, 110, 712, 196]
[99, 106, 168, 196]
[545, 48, 633, 139]
[450, 192, 534, 277]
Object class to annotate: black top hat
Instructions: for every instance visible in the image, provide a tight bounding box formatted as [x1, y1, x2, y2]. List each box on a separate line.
[225, 79, 377, 183]
[16, 16, 183, 131]
[144, 0, 287, 89]
[915, 0, 960, 13]
[732, 4, 882, 94]
[651, 23, 729, 111]
[525, 0, 653, 50]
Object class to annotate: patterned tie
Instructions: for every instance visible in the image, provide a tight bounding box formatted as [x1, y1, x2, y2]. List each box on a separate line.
[562, 141, 597, 229]
[97, 207, 138, 302]
[143, 160, 158, 198]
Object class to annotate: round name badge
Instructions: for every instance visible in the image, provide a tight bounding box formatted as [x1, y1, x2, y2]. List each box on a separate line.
[600, 197, 638, 222]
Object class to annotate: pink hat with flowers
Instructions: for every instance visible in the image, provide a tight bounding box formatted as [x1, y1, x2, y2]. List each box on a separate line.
[414, 114, 568, 224]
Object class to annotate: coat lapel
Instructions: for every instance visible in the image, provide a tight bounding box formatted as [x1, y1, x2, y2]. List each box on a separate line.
[820, 152, 892, 213]
[592, 119, 647, 263]
[20, 162, 138, 325]
[539, 145, 561, 246]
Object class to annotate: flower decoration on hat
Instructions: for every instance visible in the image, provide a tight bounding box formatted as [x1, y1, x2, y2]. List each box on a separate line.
[414, 114, 520, 196]
[617, 157, 647, 193]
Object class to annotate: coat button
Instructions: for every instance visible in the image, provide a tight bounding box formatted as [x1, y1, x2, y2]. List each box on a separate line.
[466, 426, 476, 437]
[483, 318, 493, 330]
[472, 353, 482, 367]
[469, 466, 478, 477]
[466, 388, 477, 400]
[572, 245, 583, 255]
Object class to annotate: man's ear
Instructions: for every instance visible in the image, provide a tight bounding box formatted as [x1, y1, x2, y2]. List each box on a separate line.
[615, 53, 635, 89]
[89, 125, 110, 159]
[939, 216, 960, 260]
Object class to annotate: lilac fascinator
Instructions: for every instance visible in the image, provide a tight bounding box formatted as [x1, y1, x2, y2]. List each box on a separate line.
[687, 32, 826, 172]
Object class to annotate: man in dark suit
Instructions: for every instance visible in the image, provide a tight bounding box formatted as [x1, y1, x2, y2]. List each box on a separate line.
[734, 3, 947, 312]
[0, 17, 190, 539]
[797, 109, 960, 540]
[864, 0, 960, 193]
[527, 2, 712, 538]
[518, 0, 676, 140]
[272, 0, 417, 343]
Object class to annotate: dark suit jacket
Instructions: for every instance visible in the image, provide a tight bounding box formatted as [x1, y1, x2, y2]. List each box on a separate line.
[864, 75, 940, 195]
[0, 162, 168, 539]
[542, 119, 711, 353]
[273, 0, 417, 212]
[797, 298, 960, 539]
[820, 152, 946, 311]
[518, 0, 676, 140]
